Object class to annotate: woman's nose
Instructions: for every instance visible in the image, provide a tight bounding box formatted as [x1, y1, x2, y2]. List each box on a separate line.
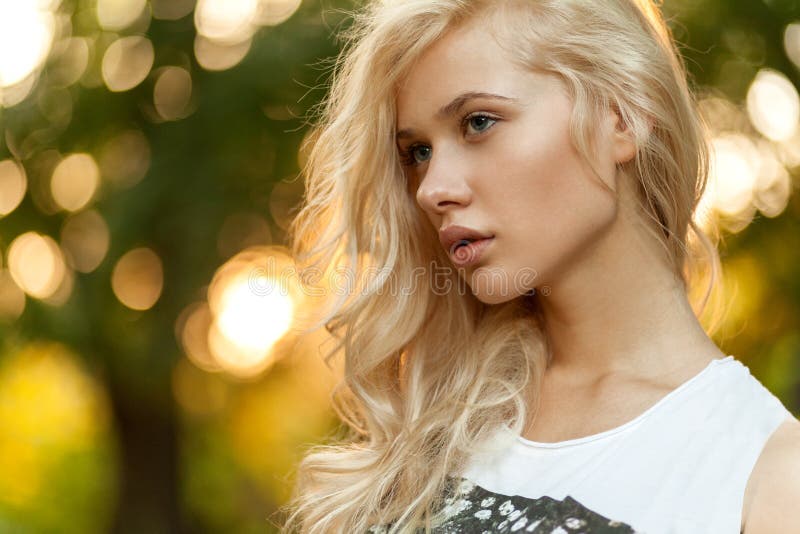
[415, 153, 472, 215]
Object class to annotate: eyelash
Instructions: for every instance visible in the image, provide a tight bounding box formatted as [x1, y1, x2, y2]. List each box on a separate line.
[399, 112, 499, 168]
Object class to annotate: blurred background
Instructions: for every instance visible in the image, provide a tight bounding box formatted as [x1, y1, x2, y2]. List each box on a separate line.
[0, 0, 798, 532]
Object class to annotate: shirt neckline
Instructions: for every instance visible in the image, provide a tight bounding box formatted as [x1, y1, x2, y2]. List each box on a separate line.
[508, 355, 735, 450]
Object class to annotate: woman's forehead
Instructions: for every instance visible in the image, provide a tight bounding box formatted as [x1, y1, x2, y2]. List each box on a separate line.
[395, 56, 554, 132]
[392, 19, 549, 110]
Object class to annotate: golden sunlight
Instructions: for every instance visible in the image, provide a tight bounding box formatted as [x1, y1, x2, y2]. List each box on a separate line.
[0, 2, 58, 89]
[206, 247, 299, 377]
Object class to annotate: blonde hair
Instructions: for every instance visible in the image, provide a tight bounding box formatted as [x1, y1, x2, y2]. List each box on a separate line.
[279, 0, 724, 532]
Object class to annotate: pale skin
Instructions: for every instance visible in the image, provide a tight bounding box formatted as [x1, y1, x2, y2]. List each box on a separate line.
[395, 18, 800, 533]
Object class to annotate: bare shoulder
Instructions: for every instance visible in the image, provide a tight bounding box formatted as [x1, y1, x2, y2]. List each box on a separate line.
[743, 415, 800, 533]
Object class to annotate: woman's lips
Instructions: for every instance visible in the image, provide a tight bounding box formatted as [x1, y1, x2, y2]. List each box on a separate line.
[449, 237, 494, 267]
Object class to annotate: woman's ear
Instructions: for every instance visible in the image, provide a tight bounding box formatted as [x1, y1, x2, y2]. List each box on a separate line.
[609, 104, 639, 165]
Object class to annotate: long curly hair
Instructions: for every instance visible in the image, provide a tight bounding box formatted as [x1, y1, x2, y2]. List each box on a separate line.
[279, 0, 723, 532]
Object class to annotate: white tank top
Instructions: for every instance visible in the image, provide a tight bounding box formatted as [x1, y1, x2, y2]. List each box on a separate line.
[436, 355, 796, 533]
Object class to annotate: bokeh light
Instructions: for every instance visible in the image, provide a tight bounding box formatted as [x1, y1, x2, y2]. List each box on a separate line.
[257, 0, 302, 26]
[747, 69, 800, 142]
[0, 159, 28, 217]
[191, 0, 301, 70]
[0, 269, 26, 322]
[0, 71, 39, 108]
[96, 0, 148, 31]
[45, 37, 90, 88]
[50, 153, 101, 212]
[0, 1, 58, 89]
[695, 93, 795, 232]
[38, 86, 74, 131]
[776, 127, 800, 168]
[784, 22, 800, 70]
[194, 35, 252, 71]
[712, 134, 759, 217]
[111, 247, 164, 310]
[696, 134, 761, 234]
[753, 140, 792, 219]
[23, 150, 64, 215]
[0, 341, 117, 530]
[210, 278, 293, 362]
[98, 129, 151, 188]
[194, 0, 259, 44]
[176, 301, 223, 373]
[101, 35, 154, 92]
[42, 263, 75, 307]
[153, 66, 193, 121]
[205, 247, 300, 377]
[60, 209, 111, 273]
[7, 232, 68, 300]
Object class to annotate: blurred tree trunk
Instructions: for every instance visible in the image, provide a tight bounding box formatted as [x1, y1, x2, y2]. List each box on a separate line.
[106, 359, 187, 534]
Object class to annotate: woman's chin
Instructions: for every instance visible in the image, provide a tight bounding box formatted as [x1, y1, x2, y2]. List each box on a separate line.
[467, 281, 525, 305]
[473, 292, 518, 305]
[462, 266, 527, 305]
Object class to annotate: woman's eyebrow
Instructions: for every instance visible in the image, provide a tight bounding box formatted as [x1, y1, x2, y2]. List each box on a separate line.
[396, 91, 517, 141]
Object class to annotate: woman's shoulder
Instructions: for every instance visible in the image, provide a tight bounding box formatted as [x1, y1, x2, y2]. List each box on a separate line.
[713, 356, 791, 413]
[742, 415, 800, 533]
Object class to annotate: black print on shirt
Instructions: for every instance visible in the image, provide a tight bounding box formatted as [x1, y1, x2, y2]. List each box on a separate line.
[367, 476, 639, 533]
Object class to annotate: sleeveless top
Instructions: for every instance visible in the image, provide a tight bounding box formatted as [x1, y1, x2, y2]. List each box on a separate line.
[420, 355, 797, 533]
[432, 355, 794, 534]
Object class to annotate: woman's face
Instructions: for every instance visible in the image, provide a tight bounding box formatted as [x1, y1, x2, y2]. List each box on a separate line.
[395, 20, 636, 305]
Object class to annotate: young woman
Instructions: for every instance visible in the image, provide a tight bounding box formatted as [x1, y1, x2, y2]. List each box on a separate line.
[280, 0, 800, 532]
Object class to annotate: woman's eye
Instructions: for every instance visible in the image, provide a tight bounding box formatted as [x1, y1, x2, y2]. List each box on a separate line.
[412, 145, 432, 163]
[398, 113, 498, 167]
[465, 114, 497, 134]
[401, 145, 432, 166]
